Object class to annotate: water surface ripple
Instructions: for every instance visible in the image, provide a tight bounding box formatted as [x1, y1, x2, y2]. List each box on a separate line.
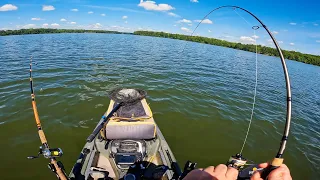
[0, 34, 319, 179]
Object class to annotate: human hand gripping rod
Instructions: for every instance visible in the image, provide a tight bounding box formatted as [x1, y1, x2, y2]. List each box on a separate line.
[29, 57, 68, 180]
[86, 102, 123, 142]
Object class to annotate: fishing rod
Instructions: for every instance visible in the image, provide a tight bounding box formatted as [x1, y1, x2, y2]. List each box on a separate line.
[184, 5, 292, 179]
[28, 57, 69, 180]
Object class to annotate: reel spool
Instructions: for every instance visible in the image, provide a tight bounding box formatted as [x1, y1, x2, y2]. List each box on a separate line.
[226, 154, 247, 170]
[27, 146, 63, 159]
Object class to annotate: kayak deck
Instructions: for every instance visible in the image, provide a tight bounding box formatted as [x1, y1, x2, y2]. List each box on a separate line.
[69, 97, 179, 180]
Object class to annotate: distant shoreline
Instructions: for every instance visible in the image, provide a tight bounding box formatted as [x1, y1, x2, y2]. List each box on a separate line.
[1, 28, 319, 66]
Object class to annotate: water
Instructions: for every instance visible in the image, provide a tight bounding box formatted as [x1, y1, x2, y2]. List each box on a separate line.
[0, 33, 319, 179]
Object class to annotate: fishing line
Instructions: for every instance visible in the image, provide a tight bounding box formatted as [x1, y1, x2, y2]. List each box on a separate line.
[239, 29, 259, 154]
[180, 6, 261, 153]
[180, 6, 292, 159]
[233, 8, 253, 27]
[231, 8, 260, 154]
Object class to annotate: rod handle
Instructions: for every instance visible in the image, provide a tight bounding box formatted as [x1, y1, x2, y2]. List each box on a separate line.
[261, 158, 283, 179]
[86, 123, 104, 142]
[86, 103, 122, 142]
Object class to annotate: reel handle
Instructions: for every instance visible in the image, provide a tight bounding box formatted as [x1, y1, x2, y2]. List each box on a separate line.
[261, 158, 283, 179]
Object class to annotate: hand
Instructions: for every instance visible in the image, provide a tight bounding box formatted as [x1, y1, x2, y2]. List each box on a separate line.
[251, 163, 292, 180]
[183, 164, 239, 180]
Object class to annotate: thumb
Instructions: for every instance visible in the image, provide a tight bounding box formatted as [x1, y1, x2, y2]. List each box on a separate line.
[268, 166, 286, 180]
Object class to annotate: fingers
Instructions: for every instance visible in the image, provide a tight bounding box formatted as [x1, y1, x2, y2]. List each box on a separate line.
[268, 164, 292, 180]
[183, 169, 208, 180]
[251, 163, 268, 180]
[258, 163, 268, 168]
[226, 167, 239, 179]
[251, 171, 263, 180]
[252, 163, 292, 180]
[214, 164, 227, 174]
[203, 166, 215, 173]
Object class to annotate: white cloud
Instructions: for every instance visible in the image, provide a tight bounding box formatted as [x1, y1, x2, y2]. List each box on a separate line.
[278, 41, 283, 44]
[70, 22, 76, 25]
[181, 27, 191, 33]
[101, 13, 106, 16]
[316, 40, 320, 43]
[42, 23, 49, 27]
[93, 23, 102, 29]
[267, 39, 273, 45]
[167, 12, 179, 17]
[194, 19, 213, 24]
[272, 31, 279, 34]
[178, 19, 192, 23]
[122, 15, 128, 19]
[31, 18, 41, 21]
[314, 23, 319, 26]
[108, 25, 132, 32]
[289, 22, 296, 25]
[240, 36, 256, 44]
[208, 30, 212, 33]
[22, 24, 36, 29]
[252, 35, 259, 39]
[42, 5, 55, 11]
[138, 0, 174, 11]
[0, 4, 18, 11]
[51, 23, 60, 27]
[88, 11, 93, 14]
[188, 24, 192, 26]
[190, 0, 199, 2]
[289, 42, 295, 46]
[60, 18, 67, 22]
[71, 9, 78, 12]
[173, 24, 177, 27]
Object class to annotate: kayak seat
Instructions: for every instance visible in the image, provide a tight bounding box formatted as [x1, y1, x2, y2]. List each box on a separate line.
[103, 99, 156, 140]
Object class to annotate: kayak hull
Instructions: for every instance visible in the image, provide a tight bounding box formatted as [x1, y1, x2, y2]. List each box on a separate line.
[69, 98, 179, 180]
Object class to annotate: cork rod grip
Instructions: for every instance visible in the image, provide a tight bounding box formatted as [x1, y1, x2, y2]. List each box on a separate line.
[261, 158, 284, 179]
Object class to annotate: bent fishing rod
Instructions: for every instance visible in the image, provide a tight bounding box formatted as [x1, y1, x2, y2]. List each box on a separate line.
[28, 57, 124, 180]
[185, 5, 292, 179]
[28, 57, 69, 180]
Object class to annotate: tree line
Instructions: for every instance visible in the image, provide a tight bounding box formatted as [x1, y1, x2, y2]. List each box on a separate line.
[1, 28, 319, 66]
[0, 28, 131, 36]
[134, 31, 320, 66]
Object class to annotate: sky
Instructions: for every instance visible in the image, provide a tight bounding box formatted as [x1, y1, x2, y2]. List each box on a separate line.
[0, 0, 319, 55]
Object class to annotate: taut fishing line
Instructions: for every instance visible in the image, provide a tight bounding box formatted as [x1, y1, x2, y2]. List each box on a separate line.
[231, 8, 259, 155]
[179, 5, 292, 179]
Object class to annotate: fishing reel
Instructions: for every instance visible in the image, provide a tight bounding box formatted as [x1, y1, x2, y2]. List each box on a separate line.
[227, 153, 266, 180]
[27, 145, 63, 159]
[226, 153, 247, 170]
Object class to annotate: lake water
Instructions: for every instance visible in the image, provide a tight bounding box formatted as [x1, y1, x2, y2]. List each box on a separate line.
[0, 33, 319, 179]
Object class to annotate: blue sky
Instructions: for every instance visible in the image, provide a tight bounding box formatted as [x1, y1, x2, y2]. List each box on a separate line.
[0, 0, 319, 55]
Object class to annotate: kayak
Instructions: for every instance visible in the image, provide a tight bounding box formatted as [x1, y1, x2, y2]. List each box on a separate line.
[69, 89, 181, 180]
